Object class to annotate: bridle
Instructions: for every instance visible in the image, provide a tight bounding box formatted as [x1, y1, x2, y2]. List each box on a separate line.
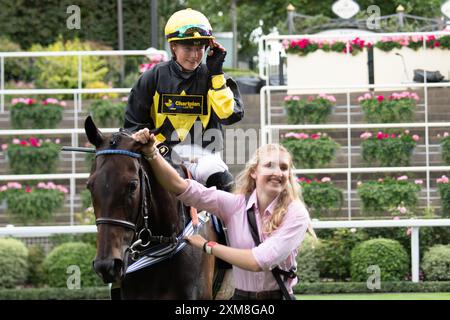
[94, 148, 180, 261]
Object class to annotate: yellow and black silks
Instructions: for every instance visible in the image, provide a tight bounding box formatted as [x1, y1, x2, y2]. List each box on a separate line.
[124, 59, 244, 152]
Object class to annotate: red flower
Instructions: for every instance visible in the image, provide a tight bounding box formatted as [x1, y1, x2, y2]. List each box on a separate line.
[391, 133, 397, 138]
[314, 177, 319, 182]
[305, 179, 312, 184]
[377, 132, 384, 140]
[311, 134, 320, 140]
[383, 133, 389, 139]
[25, 186, 32, 193]
[435, 41, 440, 47]
[377, 95, 384, 102]
[29, 137, 39, 147]
[299, 177, 305, 182]
[20, 140, 28, 146]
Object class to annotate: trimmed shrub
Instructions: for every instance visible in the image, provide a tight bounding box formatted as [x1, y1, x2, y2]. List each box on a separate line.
[350, 238, 409, 282]
[0, 238, 29, 288]
[318, 229, 368, 281]
[422, 245, 450, 281]
[296, 234, 320, 283]
[294, 281, 450, 294]
[27, 245, 46, 286]
[0, 287, 109, 300]
[42, 242, 101, 288]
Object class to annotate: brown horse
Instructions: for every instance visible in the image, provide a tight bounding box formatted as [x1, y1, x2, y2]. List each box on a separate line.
[85, 116, 216, 299]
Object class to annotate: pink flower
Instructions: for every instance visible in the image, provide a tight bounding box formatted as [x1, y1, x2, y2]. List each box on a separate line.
[444, 132, 449, 138]
[414, 179, 423, 185]
[377, 131, 384, 140]
[360, 132, 372, 140]
[56, 185, 69, 194]
[55, 139, 60, 144]
[412, 134, 420, 142]
[121, 96, 129, 102]
[25, 186, 32, 193]
[284, 96, 292, 101]
[12, 138, 20, 144]
[437, 175, 449, 184]
[60, 101, 67, 107]
[7, 182, 22, 189]
[404, 130, 410, 134]
[393, 216, 400, 220]
[321, 177, 331, 183]
[1, 144, 7, 151]
[397, 175, 408, 181]
[292, 96, 300, 101]
[406, 227, 413, 236]
[378, 178, 384, 183]
[397, 206, 407, 214]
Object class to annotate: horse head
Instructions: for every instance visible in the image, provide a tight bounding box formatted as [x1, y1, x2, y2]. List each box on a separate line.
[85, 116, 164, 283]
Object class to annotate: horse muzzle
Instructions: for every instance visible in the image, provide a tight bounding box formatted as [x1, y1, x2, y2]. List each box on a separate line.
[93, 258, 124, 284]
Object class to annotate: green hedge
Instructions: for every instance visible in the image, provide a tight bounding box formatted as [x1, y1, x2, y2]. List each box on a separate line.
[0, 238, 29, 288]
[296, 235, 320, 283]
[10, 102, 64, 129]
[422, 245, 450, 281]
[0, 287, 109, 300]
[6, 141, 60, 174]
[42, 242, 102, 288]
[294, 281, 450, 294]
[351, 238, 409, 282]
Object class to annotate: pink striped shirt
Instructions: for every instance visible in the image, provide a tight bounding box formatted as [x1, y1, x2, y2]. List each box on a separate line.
[177, 179, 310, 293]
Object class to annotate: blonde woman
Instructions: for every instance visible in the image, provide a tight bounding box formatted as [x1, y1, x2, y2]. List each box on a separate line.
[132, 129, 311, 300]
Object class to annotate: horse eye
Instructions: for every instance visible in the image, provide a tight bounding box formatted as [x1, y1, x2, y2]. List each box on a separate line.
[129, 180, 138, 193]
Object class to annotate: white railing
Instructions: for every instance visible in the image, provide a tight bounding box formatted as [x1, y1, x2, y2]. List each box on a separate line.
[2, 219, 450, 283]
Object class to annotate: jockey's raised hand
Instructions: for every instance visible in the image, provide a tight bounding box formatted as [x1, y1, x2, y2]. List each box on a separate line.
[131, 128, 157, 159]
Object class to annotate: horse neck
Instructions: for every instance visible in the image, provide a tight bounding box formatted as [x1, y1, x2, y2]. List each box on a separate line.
[141, 162, 186, 236]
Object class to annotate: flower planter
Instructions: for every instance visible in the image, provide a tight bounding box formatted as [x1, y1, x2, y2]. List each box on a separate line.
[5, 138, 60, 174]
[283, 94, 336, 124]
[88, 99, 127, 128]
[281, 132, 340, 169]
[357, 176, 422, 215]
[358, 91, 419, 123]
[10, 98, 65, 129]
[360, 130, 419, 166]
[0, 182, 67, 224]
[298, 177, 343, 217]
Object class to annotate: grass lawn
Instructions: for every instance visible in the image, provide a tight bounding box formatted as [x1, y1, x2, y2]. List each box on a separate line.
[297, 292, 450, 300]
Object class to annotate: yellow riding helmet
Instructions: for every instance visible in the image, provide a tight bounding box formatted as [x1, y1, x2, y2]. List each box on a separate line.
[165, 8, 214, 43]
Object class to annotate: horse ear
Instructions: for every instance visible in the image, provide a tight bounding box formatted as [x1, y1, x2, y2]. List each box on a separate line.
[85, 116, 104, 148]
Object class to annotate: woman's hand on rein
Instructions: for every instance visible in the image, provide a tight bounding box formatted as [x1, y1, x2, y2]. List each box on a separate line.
[131, 128, 157, 156]
[184, 234, 207, 249]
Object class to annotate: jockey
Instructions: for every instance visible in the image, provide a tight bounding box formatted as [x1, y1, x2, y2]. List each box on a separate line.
[124, 8, 244, 193]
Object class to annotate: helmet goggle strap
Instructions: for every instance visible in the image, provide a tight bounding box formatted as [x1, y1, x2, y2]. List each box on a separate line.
[167, 24, 212, 40]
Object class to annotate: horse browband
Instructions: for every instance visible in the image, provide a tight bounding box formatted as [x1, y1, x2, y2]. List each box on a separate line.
[94, 149, 178, 251]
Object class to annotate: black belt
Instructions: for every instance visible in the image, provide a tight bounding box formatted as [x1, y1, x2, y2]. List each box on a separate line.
[233, 289, 283, 300]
